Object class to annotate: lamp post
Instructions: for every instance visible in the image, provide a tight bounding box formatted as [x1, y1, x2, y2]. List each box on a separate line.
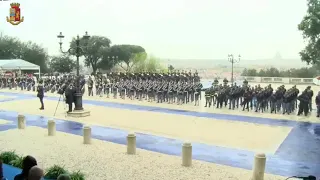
[57, 31, 90, 114]
[228, 54, 241, 84]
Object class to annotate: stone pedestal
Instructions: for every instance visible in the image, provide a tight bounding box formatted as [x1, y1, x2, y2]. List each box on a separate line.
[47, 120, 56, 136]
[67, 110, 90, 118]
[17, 115, 25, 129]
[252, 153, 266, 180]
[182, 142, 192, 167]
[127, 133, 136, 155]
[83, 126, 91, 144]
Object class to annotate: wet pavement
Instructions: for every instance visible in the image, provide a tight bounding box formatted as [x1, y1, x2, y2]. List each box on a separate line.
[0, 92, 319, 178]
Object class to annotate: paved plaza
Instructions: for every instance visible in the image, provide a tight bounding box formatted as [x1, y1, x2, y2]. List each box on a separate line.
[0, 88, 319, 179]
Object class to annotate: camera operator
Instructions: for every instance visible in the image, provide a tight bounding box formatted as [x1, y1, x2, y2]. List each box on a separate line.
[37, 79, 44, 110]
[65, 83, 76, 112]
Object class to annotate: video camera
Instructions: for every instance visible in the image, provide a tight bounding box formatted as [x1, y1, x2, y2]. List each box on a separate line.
[57, 84, 67, 95]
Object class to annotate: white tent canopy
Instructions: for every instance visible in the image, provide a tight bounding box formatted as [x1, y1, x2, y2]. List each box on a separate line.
[0, 59, 40, 77]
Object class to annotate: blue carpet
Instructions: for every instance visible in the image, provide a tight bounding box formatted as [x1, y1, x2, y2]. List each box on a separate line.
[0, 92, 319, 178]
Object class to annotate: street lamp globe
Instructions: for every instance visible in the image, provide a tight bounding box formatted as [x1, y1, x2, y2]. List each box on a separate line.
[83, 31, 90, 40]
[57, 32, 65, 46]
[57, 32, 64, 39]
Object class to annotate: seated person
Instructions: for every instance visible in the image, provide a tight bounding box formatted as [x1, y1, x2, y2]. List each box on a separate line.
[57, 174, 71, 180]
[28, 166, 43, 180]
[14, 156, 37, 180]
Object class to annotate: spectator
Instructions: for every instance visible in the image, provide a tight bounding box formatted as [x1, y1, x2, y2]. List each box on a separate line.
[14, 156, 37, 180]
[57, 174, 71, 180]
[28, 166, 43, 180]
[315, 91, 320, 117]
[0, 160, 8, 180]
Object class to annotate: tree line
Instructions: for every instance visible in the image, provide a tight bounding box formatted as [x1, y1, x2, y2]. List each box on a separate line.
[241, 67, 320, 78]
[0, 35, 49, 72]
[242, 0, 320, 78]
[0, 34, 165, 74]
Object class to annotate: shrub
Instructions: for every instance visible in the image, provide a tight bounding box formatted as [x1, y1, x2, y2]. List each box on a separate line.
[9, 155, 24, 169]
[70, 171, 85, 180]
[44, 165, 68, 179]
[0, 151, 19, 164]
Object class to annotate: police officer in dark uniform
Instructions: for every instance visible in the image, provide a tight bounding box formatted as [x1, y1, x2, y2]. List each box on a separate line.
[298, 90, 310, 116]
[204, 87, 212, 107]
[65, 83, 76, 112]
[87, 77, 93, 96]
[306, 86, 313, 112]
[37, 79, 45, 110]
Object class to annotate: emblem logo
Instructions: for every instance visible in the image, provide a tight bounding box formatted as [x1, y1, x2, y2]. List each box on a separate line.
[6, 3, 24, 25]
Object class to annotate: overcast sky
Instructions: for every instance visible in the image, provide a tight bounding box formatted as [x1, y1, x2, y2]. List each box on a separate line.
[0, 0, 307, 60]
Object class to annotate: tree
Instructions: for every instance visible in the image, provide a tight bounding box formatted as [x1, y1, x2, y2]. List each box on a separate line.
[145, 56, 161, 73]
[0, 35, 49, 72]
[291, 67, 318, 78]
[0, 36, 23, 58]
[20, 41, 50, 73]
[70, 36, 111, 74]
[246, 69, 256, 76]
[49, 55, 76, 73]
[241, 66, 319, 78]
[131, 52, 148, 72]
[98, 48, 115, 71]
[298, 0, 320, 65]
[241, 68, 248, 76]
[241, 68, 257, 76]
[168, 65, 174, 72]
[258, 69, 266, 77]
[131, 53, 164, 73]
[264, 67, 280, 77]
[98, 45, 126, 71]
[110, 45, 145, 72]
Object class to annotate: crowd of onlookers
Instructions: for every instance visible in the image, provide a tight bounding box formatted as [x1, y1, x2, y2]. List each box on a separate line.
[0, 155, 71, 180]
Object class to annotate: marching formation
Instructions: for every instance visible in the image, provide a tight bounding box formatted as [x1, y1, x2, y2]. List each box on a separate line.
[0, 71, 317, 117]
[87, 71, 203, 105]
[203, 79, 314, 116]
[0, 75, 36, 91]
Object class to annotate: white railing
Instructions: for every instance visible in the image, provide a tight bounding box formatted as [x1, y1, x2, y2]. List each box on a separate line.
[241, 76, 315, 84]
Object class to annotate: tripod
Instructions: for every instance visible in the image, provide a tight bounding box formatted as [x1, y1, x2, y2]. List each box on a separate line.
[53, 94, 67, 117]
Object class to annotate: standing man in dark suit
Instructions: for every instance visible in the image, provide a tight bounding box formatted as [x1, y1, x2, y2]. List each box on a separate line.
[37, 79, 44, 110]
[65, 83, 75, 112]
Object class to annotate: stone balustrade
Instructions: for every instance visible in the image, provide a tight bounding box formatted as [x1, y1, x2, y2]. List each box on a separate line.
[241, 76, 315, 85]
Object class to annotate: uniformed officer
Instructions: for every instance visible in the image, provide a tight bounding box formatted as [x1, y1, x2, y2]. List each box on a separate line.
[37, 79, 44, 110]
[87, 77, 93, 96]
[297, 90, 310, 116]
